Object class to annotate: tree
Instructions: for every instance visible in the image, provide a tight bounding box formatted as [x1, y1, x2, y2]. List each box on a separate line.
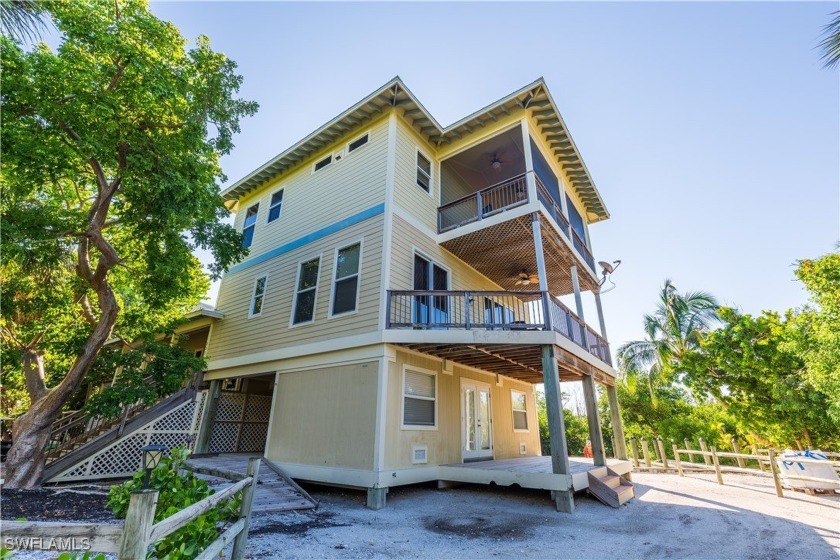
[783, 251, 840, 423]
[819, 11, 840, 69]
[680, 308, 838, 449]
[617, 279, 719, 400]
[0, 0, 257, 487]
[0, 0, 48, 41]
[536, 391, 588, 456]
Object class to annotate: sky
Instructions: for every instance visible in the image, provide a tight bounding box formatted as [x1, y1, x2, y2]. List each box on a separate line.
[146, 1, 838, 363]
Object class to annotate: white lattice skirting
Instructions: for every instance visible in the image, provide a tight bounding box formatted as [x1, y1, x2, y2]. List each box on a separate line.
[50, 392, 207, 483]
[208, 393, 272, 453]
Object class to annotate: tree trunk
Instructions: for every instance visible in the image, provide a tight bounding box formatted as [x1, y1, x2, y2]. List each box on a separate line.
[802, 427, 813, 449]
[4, 399, 58, 488]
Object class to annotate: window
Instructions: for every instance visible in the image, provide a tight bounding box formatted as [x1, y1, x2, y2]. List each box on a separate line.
[413, 254, 448, 325]
[242, 204, 259, 248]
[331, 242, 361, 316]
[314, 155, 332, 172]
[511, 390, 528, 431]
[267, 190, 284, 223]
[249, 275, 267, 317]
[292, 257, 320, 325]
[403, 368, 436, 428]
[416, 151, 431, 192]
[348, 133, 369, 153]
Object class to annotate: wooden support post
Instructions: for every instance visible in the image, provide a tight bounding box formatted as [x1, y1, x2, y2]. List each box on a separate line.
[581, 374, 606, 467]
[698, 438, 712, 465]
[630, 437, 640, 468]
[119, 490, 158, 560]
[594, 291, 608, 340]
[641, 437, 652, 470]
[656, 437, 669, 470]
[710, 446, 724, 485]
[672, 441, 684, 476]
[684, 438, 695, 464]
[231, 457, 260, 560]
[366, 487, 387, 510]
[754, 445, 766, 472]
[768, 449, 784, 498]
[731, 438, 746, 468]
[541, 344, 574, 513]
[194, 380, 220, 454]
[606, 384, 627, 461]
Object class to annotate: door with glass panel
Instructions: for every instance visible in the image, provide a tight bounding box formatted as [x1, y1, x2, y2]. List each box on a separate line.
[413, 254, 449, 327]
[461, 381, 493, 461]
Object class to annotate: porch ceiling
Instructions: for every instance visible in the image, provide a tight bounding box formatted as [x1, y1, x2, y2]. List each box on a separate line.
[439, 215, 600, 296]
[398, 343, 613, 386]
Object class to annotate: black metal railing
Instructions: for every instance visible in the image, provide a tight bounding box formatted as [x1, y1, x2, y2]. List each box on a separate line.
[438, 174, 529, 233]
[386, 290, 611, 365]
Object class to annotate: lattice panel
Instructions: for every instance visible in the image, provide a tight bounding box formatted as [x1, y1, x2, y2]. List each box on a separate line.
[238, 423, 268, 452]
[209, 422, 239, 453]
[49, 392, 206, 483]
[244, 395, 272, 422]
[216, 393, 246, 422]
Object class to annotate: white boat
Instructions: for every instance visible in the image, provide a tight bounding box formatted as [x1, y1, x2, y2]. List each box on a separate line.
[776, 450, 840, 490]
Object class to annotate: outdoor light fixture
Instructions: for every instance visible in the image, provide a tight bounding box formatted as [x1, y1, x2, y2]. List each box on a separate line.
[141, 444, 167, 489]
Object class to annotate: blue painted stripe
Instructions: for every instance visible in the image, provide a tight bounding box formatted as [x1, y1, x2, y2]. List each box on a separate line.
[228, 203, 385, 274]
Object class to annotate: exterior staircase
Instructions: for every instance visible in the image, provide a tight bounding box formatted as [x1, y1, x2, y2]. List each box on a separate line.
[586, 467, 635, 508]
[43, 378, 199, 482]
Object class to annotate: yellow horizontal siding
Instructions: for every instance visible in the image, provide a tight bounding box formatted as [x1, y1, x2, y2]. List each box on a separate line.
[392, 118, 440, 232]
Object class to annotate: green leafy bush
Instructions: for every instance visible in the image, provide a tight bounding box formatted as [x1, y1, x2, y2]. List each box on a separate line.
[108, 447, 240, 559]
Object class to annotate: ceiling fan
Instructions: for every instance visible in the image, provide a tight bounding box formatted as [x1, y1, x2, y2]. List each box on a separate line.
[485, 150, 512, 172]
[514, 270, 540, 286]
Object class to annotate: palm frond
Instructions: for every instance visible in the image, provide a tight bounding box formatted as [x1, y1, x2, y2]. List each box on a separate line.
[0, 0, 48, 42]
[819, 11, 840, 69]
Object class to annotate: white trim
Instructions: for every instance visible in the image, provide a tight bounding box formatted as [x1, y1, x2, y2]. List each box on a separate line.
[289, 253, 322, 328]
[373, 357, 389, 472]
[377, 112, 398, 331]
[266, 187, 284, 224]
[346, 130, 371, 154]
[328, 238, 364, 319]
[511, 388, 530, 433]
[411, 248, 451, 289]
[248, 274, 269, 319]
[400, 364, 438, 431]
[242, 202, 260, 248]
[414, 147, 434, 198]
[460, 377, 494, 461]
[263, 371, 280, 455]
[392, 204, 438, 240]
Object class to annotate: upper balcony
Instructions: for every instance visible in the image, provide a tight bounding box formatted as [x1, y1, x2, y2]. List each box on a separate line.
[435, 124, 600, 296]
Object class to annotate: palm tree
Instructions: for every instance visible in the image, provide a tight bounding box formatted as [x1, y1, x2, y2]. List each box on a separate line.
[0, 0, 48, 42]
[617, 279, 719, 400]
[819, 11, 840, 69]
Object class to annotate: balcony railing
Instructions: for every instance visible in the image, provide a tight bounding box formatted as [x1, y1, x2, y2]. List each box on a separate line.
[386, 290, 611, 366]
[438, 172, 597, 273]
[438, 173, 529, 233]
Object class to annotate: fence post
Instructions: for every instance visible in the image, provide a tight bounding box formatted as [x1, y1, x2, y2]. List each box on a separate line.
[698, 438, 712, 465]
[684, 438, 695, 464]
[641, 437, 652, 470]
[657, 437, 669, 470]
[732, 438, 746, 468]
[710, 446, 724, 485]
[232, 457, 261, 560]
[754, 445, 766, 472]
[671, 441, 684, 476]
[119, 490, 158, 560]
[767, 449, 784, 498]
[630, 437, 640, 468]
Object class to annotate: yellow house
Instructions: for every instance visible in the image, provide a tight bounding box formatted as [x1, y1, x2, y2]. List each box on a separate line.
[45, 78, 632, 512]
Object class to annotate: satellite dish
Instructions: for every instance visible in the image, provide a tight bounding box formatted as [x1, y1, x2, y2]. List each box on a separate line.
[598, 260, 622, 294]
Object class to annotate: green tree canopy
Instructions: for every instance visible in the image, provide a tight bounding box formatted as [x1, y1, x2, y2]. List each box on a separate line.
[0, 0, 257, 487]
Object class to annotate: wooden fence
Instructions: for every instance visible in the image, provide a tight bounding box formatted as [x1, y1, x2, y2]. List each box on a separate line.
[2, 457, 260, 559]
[627, 436, 840, 497]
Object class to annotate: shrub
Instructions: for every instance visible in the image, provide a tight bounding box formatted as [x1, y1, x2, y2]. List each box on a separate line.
[107, 447, 240, 559]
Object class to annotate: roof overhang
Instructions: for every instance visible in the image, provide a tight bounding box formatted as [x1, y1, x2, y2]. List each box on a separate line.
[222, 77, 608, 222]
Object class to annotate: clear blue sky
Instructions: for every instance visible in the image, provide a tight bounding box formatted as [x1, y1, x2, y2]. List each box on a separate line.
[150, 1, 838, 354]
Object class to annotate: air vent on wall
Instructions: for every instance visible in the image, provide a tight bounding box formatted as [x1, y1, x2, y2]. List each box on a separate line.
[519, 442, 527, 455]
[412, 445, 428, 464]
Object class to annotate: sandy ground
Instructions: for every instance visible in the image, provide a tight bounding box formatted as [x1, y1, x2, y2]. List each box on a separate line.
[243, 471, 840, 560]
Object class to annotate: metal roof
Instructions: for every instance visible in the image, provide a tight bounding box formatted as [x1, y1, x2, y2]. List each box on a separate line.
[222, 77, 609, 222]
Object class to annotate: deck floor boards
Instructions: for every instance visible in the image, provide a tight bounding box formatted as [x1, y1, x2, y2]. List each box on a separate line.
[187, 453, 317, 514]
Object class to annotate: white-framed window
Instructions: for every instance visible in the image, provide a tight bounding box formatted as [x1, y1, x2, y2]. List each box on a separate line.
[249, 274, 268, 318]
[291, 256, 320, 325]
[242, 203, 259, 248]
[313, 154, 332, 173]
[330, 241, 362, 317]
[347, 132, 369, 153]
[416, 150, 432, 193]
[267, 189, 284, 223]
[402, 366, 437, 429]
[511, 390, 529, 431]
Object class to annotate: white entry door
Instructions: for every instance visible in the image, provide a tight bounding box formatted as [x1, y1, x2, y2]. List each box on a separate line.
[462, 382, 493, 461]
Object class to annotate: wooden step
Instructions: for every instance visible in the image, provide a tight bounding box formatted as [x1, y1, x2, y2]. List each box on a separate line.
[601, 475, 621, 489]
[587, 467, 635, 508]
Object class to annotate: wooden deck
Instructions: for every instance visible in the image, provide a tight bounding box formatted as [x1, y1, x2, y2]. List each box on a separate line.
[187, 453, 317, 514]
[439, 456, 632, 492]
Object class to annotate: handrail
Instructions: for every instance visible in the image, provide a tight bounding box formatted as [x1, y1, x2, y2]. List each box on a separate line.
[439, 172, 529, 211]
[386, 290, 611, 365]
